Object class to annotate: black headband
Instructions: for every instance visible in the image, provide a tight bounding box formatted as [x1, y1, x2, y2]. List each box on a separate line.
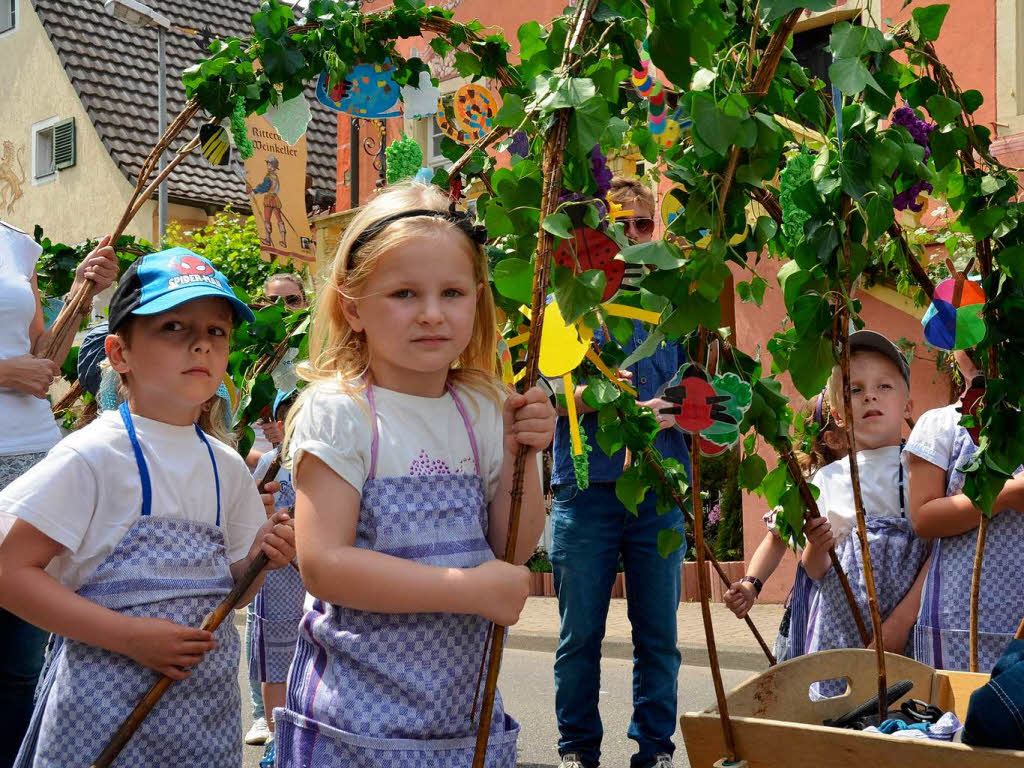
[347, 206, 488, 265]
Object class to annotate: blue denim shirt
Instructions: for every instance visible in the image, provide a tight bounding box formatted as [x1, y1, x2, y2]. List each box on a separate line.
[551, 321, 691, 486]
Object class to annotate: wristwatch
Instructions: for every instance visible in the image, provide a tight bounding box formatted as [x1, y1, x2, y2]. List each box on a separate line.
[741, 575, 764, 596]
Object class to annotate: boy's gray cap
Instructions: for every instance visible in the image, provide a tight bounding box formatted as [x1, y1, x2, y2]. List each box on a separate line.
[849, 330, 910, 385]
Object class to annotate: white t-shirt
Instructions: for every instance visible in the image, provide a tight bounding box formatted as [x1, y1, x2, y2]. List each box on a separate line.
[903, 404, 961, 472]
[0, 409, 267, 591]
[0, 224, 61, 455]
[811, 445, 905, 543]
[289, 382, 508, 501]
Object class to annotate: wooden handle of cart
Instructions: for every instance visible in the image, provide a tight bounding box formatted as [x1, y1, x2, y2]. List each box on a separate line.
[89, 552, 270, 768]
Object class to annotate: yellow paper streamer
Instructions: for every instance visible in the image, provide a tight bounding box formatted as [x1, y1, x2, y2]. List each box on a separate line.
[601, 303, 663, 325]
[563, 372, 583, 456]
[506, 331, 530, 347]
[585, 349, 638, 397]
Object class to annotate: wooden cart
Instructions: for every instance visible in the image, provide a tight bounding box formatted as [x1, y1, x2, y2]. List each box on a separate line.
[681, 648, 1024, 767]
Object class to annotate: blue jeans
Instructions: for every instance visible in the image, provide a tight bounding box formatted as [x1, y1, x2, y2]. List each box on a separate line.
[551, 483, 685, 768]
[0, 607, 49, 765]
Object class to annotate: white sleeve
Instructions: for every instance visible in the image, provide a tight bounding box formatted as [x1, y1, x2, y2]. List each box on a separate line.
[904, 407, 957, 470]
[289, 388, 370, 494]
[221, 453, 269, 564]
[0, 444, 98, 552]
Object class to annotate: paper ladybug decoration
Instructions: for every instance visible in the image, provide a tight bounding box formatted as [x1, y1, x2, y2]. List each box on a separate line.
[552, 227, 625, 302]
[658, 365, 752, 455]
[922, 261, 986, 351]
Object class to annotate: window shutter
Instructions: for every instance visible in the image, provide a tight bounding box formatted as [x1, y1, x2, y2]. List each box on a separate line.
[53, 118, 75, 170]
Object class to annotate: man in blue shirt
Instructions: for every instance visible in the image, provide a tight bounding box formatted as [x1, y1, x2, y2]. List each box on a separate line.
[553, 178, 690, 768]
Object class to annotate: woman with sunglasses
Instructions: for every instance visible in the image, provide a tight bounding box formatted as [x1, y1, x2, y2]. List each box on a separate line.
[550, 178, 691, 768]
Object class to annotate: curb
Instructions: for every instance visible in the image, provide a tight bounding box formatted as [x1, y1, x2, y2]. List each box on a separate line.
[506, 631, 773, 673]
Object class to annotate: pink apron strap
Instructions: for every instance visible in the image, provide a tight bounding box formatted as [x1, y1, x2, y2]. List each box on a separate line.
[447, 383, 482, 476]
[365, 384, 380, 481]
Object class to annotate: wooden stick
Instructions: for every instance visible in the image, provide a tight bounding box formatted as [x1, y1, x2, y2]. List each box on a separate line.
[51, 379, 84, 416]
[836, 308, 888, 722]
[90, 552, 270, 767]
[779, 445, 871, 646]
[41, 100, 201, 364]
[969, 515, 989, 672]
[645, 449, 776, 665]
[691, 328, 738, 762]
[887, 223, 936, 300]
[470, 6, 598, 764]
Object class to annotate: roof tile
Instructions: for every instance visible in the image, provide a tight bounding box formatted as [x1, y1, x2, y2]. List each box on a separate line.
[32, 0, 336, 212]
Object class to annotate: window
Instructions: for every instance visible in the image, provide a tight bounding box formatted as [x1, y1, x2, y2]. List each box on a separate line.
[0, 0, 15, 35]
[32, 117, 75, 182]
[996, 0, 1024, 131]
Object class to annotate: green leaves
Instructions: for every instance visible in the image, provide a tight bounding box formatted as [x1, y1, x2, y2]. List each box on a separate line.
[760, 0, 832, 22]
[493, 258, 533, 304]
[926, 94, 961, 126]
[910, 4, 950, 43]
[541, 212, 574, 240]
[552, 266, 606, 324]
[618, 240, 686, 269]
[829, 58, 881, 96]
[691, 92, 741, 156]
[616, 463, 649, 514]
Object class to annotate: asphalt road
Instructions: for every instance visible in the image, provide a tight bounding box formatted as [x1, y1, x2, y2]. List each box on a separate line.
[239, 647, 753, 767]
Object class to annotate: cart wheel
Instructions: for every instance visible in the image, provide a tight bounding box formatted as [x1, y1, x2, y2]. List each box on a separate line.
[713, 760, 748, 768]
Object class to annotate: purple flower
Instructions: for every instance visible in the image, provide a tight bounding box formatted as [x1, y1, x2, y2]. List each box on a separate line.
[590, 144, 613, 199]
[893, 179, 934, 212]
[708, 503, 721, 526]
[508, 131, 529, 158]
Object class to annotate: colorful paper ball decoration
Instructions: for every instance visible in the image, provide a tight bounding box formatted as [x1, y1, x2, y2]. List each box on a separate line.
[922, 277, 986, 351]
[552, 227, 625, 302]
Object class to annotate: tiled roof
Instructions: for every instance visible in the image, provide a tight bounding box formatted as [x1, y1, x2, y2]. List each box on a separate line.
[33, 0, 337, 211]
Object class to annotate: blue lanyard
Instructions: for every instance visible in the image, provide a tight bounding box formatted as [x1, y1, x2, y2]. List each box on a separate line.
[118, 402, 221, 526]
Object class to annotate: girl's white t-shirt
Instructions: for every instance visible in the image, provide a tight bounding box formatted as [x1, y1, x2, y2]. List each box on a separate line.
[811, 445, 905, 542]
[902, 404, 961, 473]
[0, 409, 267, 591]
[0, 224, 61, 455]
[289, 382, 508, 501]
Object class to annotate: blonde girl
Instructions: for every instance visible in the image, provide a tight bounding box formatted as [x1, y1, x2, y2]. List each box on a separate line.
[276, 183, 554, 767]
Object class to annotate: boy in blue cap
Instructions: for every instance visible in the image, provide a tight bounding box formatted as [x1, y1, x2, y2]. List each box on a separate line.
[0, 248, 297, 767]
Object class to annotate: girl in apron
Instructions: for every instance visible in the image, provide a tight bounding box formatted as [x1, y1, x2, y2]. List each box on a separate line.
[276, 184, 555, 767]
[906, 401, 1024, 671]
[0, 249, 296, 767]
[249, 389, 303, 768]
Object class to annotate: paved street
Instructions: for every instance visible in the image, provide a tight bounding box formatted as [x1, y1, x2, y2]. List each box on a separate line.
[236, 598, 774, 767]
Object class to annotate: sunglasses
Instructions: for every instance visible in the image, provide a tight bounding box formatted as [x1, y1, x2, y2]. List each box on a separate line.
[261, 293, 305, 310]
[619, 217, 656, 235]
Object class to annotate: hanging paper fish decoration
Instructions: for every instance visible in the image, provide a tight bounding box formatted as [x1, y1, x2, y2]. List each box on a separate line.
[315, 61, 402, 119]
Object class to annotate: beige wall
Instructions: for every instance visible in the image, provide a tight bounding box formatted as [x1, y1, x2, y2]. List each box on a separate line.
[0, 4, 206, 246]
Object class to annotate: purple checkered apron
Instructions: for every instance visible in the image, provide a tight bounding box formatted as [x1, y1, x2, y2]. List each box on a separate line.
[274, 384, 519, 767]
[15, 403, 241, 767]
[805, 456, 931, 696]
[250, 564, 305, 684]
[914, 426, 1024, 671]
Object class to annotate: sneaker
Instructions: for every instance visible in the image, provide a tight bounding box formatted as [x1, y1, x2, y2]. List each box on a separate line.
[651, 754, 674, 768]
[259, 738, 276, 768]
[558, 754, 585, 768]
[245, 717, 270, 745]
